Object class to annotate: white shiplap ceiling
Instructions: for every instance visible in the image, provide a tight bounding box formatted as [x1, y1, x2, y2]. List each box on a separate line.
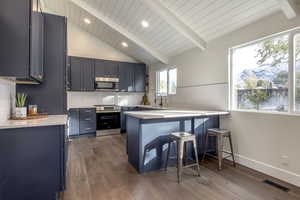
[42, 0, 297, 65]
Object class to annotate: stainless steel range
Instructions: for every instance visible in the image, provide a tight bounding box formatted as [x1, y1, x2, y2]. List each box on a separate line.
[94, 105, 121, 136]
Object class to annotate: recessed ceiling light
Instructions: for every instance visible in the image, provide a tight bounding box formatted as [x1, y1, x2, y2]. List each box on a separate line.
[84, 18, 91, 24]
[121, 42, 128, 47]
[141, 20, 149, 28]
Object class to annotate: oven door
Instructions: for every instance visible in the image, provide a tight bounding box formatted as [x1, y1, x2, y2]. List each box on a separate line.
[97, 113, 120, 130]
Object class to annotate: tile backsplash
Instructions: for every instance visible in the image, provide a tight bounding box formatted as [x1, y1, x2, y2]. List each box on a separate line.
[67, 92, 144, 108]
[0, 79, 15, 121]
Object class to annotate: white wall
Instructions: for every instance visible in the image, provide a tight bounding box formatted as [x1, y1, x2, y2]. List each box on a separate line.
[0, 79, 15, 122]
[67, 92, 143, 108]
[68, 22, 137, 63]
[149, 11, 300, 186]
[67, 23, 143, 107]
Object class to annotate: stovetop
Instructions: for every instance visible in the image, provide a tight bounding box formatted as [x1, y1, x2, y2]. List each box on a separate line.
[94, 105, 120, 113]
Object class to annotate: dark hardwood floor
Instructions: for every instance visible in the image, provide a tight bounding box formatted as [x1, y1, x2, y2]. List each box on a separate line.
[62, 135, 300, 200]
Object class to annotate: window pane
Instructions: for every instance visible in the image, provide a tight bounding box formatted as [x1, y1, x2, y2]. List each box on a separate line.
[295, 34, 300, 111]
[157, 70, 168, 96]
[232, 34, 289, 112]
[168, 68, 177, 95]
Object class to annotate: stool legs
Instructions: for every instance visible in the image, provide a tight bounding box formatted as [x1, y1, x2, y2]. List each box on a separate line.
[216, 135, 224, 170]
[193, 138, 201, 177]
[228, 133, 236, 168]
[165, 141, 172, 171]
[177, 139, 184, 183]
[202, 132, 209, 162]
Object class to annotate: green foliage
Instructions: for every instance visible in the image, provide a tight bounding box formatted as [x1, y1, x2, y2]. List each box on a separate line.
[16, 93, 27, 107]
[244, 75, 271, 110]
[246, 89, 270, 110]
[256, 37, 289, 67]
[256, 35, 300, 67]
[273, 71, 288, 87]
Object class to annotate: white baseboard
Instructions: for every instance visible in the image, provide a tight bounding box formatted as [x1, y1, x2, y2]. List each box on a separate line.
[227, 154, 300, 187]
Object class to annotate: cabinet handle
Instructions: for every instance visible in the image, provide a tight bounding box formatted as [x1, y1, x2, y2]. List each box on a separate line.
[85, 118, 91, 121]
[85, 128, 92, 130]
[85, 110, 91, 113]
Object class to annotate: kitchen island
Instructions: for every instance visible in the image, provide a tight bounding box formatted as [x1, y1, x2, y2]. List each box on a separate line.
[125, 110, 229, 173]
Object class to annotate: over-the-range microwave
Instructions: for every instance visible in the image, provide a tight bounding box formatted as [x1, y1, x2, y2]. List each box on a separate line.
[95, 77, 119, 91]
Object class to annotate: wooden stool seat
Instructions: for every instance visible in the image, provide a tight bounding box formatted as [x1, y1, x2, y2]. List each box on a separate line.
[202, 128, 236, 170]
[165, 132, 201, 183]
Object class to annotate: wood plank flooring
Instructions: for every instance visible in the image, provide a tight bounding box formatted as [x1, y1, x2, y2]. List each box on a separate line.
[61, 135, 300, 200]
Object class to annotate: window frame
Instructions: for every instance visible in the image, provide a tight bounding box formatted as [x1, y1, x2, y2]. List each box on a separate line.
[156, 67, 177, 96]
[229, 27, 300, 114]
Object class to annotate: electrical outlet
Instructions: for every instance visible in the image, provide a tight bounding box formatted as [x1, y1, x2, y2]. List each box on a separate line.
[280, 155, 289, 167]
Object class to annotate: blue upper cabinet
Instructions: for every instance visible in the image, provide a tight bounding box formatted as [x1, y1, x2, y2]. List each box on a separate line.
[69, 56, 95, 91]
[95, 59, 119, 78]
[134, 63, 146, 92]
[0, 0, 44, 84]
[119, 62, 135, 92]
[68, 56, 146, 93]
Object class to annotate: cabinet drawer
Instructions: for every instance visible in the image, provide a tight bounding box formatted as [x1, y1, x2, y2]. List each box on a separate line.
[80, 121, 96, 134]
[79, 108, 96, 119]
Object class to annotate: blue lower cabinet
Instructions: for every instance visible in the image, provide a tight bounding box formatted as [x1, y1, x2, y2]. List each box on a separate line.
[68, 108, 96, 137]
[0, 125, 66, 200]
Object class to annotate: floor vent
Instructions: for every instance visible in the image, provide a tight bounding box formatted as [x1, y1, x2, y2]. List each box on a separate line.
[263, 180, 290, 192]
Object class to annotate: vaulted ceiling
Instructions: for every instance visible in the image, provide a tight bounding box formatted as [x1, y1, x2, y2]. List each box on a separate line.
[42, 0, 299, 65]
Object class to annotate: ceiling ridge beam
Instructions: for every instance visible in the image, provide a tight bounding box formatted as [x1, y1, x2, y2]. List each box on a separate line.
[68, 0, 169, 64]
[143, 0, 206, 51]
[278, 0, 298, 19]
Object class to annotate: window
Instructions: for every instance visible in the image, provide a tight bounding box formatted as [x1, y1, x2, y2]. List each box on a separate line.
[156, 68, 177, 96]
[295, 34, 300, 111]
[230, 28, 300, 113]
[168, 68, 177, 95]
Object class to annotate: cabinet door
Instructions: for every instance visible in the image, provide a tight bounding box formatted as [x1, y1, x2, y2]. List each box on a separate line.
[0, 0, 30, 78]
[82, 58, 95, 91]
[94, 59, 106, 77]
[70, 57, 82, 91]
[134, 63, 146, 92]
[119, 62, 135, 92]
[30, 9, 44, 82]
[94, 60, 119, 78]
[68, 109, 79, 136]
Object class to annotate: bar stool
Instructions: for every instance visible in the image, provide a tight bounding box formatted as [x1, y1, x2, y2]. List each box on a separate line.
[165, 132, 201, 183]
[202, 128, 236, 170]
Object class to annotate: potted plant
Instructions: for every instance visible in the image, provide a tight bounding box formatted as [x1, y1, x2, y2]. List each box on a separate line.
[15, 93, 28, 118]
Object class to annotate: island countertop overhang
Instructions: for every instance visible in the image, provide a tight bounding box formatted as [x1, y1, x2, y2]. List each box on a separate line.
[125, 110, 230, 120]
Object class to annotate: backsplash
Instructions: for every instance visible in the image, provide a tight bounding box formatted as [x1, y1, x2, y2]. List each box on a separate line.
[67, 92, 144, 108]
[0, 79, 15, 121]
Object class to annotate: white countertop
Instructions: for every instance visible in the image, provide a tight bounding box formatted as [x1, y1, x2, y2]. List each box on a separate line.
[0, 115, 68, 129]
[125, 110, 230, 119]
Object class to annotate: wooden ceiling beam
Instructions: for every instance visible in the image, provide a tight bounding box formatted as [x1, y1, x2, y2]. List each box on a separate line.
[278, 0, 298, 19]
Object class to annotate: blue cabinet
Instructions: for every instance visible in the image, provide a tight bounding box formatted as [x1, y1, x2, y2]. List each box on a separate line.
[69, 57, 95, 91]
[0, 0, 44, 83]
[94, 59, 119, 78]
[69, 57, 146, 93]
[119, 62, 135, 92]
[68, 108, 96, 137]
[68, 108, 80, 137]
[134, 63, 146, 92]
[0, 125, 66, 199]
[17, 13, 67, 115]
